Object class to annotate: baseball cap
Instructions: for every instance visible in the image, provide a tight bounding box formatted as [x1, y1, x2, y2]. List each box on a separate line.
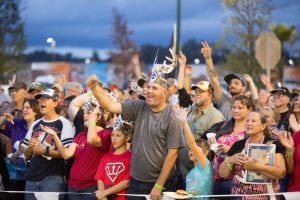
[28, 81, 44, 93]
[270, 86, 290, 97]
[8, 82, 27, 91]
[224, 74, 247, 86]
[291, 88, 300, 99]
[51, 84, 64, 93]
[191, 81, 214, 93]
[35, 89, 59, 101]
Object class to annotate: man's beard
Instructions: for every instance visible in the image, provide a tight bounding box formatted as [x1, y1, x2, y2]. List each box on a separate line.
[229, 89, 242, 96]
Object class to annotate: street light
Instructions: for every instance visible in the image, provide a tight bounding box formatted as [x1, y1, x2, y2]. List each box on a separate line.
[46, 37, 56, 61]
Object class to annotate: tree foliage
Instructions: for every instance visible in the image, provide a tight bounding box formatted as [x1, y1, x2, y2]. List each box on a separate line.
[109, 7, 137, 87]
[221, 0, 274, 84]
[110, 8, 137, 64]
[0, 0, 26, 83]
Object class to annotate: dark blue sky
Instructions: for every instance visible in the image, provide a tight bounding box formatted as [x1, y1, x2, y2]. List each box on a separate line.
[21, 0, 300, 57]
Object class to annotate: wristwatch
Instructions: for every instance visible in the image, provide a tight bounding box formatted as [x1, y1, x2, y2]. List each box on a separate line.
[44, 146, 50, 156]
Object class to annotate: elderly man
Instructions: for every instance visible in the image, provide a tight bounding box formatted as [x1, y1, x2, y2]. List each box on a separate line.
[86, 74, 185, 200]
[8, 82, 27, 118]
[65, 82, 84, 98]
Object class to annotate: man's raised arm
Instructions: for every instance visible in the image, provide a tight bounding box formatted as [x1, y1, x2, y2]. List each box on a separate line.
[201, 42, 223, 102]
[86, 75, 122, 114]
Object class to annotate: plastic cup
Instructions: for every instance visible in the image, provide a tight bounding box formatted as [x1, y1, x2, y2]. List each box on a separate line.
[206, 132, 216, 139]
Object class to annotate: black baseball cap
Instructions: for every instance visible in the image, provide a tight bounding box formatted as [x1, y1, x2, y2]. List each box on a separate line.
[270, 86, 290, 97]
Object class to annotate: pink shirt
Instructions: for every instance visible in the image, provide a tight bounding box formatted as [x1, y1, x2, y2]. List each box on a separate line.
[213, 131, 245, 180]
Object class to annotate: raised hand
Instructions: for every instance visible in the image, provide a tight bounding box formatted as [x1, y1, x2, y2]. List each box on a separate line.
[201, 42, 212, 60]
[243, 74, 253, 82]
[279, 131, 295, 150]
[289, 114, 300, 132]
[174, 107, 188, 124]
[131, 53, 140, 65]
[86, 75, 100, 89]
[88, 106, 100, 124]
[177, 51, 187, 68]
[260, 74, 270, 86]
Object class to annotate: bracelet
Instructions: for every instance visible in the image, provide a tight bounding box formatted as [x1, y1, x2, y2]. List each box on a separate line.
[154, 183, 165, 192]
[44, 146, 50, 156]
[285, 149, 294, 158]
[226, 159, 233, 170]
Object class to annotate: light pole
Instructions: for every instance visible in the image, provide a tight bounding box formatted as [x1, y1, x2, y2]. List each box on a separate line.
[46, 37, 56, 61]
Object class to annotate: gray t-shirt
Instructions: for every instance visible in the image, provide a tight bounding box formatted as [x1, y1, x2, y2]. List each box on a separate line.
[122, 100, 185, 182]
[216, 90, 233, 121]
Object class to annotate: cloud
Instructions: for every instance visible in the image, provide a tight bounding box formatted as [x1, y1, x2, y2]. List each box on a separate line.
[21, 0, 299, 53]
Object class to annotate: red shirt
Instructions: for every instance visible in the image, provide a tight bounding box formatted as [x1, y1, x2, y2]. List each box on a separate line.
[68, 129, 112, 189]
[95, 150, 131, 200]
[288, 131, 300, 192]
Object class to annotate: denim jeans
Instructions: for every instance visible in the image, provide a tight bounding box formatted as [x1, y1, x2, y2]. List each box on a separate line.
[25, 175, 63, 200]
[280, 174, 290, 193]
[68, 185, 98, 200]
[213, 179, 233, 195]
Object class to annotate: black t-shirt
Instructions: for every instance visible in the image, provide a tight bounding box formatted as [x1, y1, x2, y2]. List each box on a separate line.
[277, 109, 292, 132]
[227, 135, 285, 157]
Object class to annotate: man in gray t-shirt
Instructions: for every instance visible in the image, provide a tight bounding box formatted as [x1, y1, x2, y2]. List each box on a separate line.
[86, 75, 185, 200]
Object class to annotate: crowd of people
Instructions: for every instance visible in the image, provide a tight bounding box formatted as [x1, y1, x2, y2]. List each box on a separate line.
[0, 42, 299, 200]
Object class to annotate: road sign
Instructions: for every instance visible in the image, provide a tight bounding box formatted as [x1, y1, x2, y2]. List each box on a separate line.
[255, 32, 281, 78]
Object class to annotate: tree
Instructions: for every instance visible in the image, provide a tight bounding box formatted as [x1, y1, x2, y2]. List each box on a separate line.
[109, 7, 138, 88]
[0, 0, 26, 83]
[91, 50, 101, 62]
[221, 0, 274, 84]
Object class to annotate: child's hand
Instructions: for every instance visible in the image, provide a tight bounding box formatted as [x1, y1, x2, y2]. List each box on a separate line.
[88, 106, 99, 123]
[174, 107, 188, 124]
[95, 190, 107, 200]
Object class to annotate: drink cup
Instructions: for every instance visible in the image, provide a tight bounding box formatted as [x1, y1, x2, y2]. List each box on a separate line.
[206, 132, 216, 139]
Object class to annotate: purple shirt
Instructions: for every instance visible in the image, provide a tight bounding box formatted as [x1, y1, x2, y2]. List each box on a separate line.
[4, 118, 28, 152]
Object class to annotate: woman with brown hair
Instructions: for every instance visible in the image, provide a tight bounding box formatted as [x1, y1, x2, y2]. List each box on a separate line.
[205, 95, 254, 195]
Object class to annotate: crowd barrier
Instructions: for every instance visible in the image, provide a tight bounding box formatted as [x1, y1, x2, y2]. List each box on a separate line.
[0, 190, 299, 200]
